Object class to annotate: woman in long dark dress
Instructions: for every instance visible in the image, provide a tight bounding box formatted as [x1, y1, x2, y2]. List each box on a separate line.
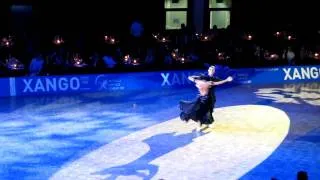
[180, 75, 233, 130]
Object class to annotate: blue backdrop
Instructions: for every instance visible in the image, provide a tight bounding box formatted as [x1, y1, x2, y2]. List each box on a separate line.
[0, 65, 319, 97]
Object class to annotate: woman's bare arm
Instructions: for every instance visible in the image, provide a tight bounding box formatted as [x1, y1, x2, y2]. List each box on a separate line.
[210, 76, 233, 86]
[188, 75, 201, 82]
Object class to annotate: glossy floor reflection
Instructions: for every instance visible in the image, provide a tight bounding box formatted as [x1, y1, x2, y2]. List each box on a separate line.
[0, 82, 319, 180]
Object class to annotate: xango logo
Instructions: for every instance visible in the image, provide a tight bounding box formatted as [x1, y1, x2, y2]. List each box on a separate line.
[283, 67, 320, 80]
[161, 71, 204, 86]
[23, 77, 81, 93]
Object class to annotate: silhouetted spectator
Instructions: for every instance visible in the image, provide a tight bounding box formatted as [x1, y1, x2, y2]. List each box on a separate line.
[297, 171, 308, 180]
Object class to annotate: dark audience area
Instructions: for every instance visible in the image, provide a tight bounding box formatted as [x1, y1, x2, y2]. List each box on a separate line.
[1, 26, 319, 77]
[0, 1, 319, 78]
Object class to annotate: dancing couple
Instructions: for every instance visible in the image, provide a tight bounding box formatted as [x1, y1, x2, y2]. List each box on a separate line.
[179, 65, 233, 131]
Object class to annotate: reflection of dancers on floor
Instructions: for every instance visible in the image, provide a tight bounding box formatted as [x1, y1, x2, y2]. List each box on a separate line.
[179, 65, 233, 131]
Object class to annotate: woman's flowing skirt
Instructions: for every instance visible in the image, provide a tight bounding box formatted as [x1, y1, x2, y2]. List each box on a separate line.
[179, 95, 213, 125]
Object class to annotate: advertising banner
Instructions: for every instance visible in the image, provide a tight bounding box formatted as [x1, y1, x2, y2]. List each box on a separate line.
[2, 65, 319, 97]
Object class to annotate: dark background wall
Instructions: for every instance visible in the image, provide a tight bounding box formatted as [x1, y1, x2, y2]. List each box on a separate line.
[1, 1, 164, 36]
[231, 0, 319, 31]
[0, 0, 319, 36]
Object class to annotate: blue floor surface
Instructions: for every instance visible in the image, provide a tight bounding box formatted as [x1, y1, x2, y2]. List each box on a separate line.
[0, 82, 319, 180]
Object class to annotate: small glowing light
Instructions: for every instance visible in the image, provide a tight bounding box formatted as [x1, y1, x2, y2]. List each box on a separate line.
[315, 53, 319, 57]
[124, 55, 129, 61]
[288, 36, 292, 40]
[247, 35, 252, 40]
[181, 57, 185, 63]
[53, 35, 64, 45]
[204, 36, 208, 40]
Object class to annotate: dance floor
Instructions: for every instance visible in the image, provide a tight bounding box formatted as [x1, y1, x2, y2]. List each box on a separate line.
[0, 82, 319, 180]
